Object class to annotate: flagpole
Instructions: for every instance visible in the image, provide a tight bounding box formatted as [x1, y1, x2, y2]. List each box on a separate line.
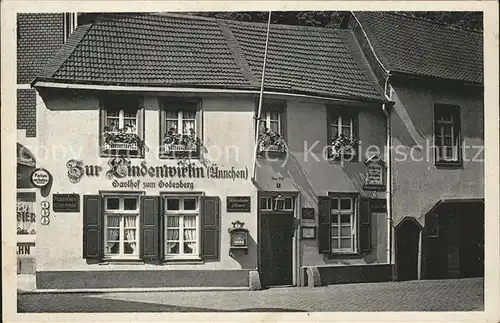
[251, 11, 272, 181]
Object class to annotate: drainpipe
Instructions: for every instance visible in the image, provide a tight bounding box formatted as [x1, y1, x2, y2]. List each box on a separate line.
[382, 76, 393, 276]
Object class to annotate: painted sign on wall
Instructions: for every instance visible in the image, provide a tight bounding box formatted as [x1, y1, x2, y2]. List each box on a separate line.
[17, 243, 35, 257]
[65, 158, 249, 189]
[17, 192, 36, 235]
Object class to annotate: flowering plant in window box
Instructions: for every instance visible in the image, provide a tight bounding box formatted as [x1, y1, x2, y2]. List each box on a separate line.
[163, 128, 201, 155]
[330, 134, 357, 160]
[258, 129, 287, 154]
[102, 125, 143, 151]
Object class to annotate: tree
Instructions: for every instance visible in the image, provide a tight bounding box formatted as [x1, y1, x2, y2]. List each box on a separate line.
[401, 11, 483, 31]
[188, 11, 347, 28]
[189, 11, 483, 31]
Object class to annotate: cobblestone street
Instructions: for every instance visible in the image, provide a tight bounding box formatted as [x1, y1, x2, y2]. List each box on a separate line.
[18, 277, 483, 312]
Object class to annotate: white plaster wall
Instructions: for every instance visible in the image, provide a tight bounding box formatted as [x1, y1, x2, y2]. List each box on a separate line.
[390, 81, 484, 227]
[285, 99, 388, 266]
[36, 92, 258, 271]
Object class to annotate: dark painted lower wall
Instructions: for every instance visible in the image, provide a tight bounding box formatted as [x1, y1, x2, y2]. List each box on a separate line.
[36, 270, 250, 289]
[304, 264, 393, 286]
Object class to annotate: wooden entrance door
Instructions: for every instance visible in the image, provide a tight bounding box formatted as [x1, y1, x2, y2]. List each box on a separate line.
[459, 202, 484, 277]
[396, 219, 421, 281]
[260, 213, 294, 287]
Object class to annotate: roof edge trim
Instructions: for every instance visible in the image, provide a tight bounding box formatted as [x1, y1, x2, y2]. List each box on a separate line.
[32, 81, 390, 106]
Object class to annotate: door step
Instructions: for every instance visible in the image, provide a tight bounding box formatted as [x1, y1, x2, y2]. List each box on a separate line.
[265, 284, 295, 289]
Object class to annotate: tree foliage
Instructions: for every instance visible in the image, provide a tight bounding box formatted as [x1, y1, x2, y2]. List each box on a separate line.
[190, 11, 483, 31]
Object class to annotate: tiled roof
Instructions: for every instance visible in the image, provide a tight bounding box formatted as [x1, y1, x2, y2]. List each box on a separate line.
[353, 12, 483, 84]
[17, 13, 65, 84]
[225, 20, 385, 100]
[36, 13, 387, 102]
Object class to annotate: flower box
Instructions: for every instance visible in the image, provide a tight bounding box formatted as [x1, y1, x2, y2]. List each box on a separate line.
[257, 130, 287, 155]
[329, 134, 357, 160]
[103, 142, 138, 151]
[164, 143, 198, 153]
[162, 128, 201, 158]
[102, 130, 143, 153]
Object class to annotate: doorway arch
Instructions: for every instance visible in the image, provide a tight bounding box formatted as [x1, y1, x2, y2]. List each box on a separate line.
[395, 217, 422, 281]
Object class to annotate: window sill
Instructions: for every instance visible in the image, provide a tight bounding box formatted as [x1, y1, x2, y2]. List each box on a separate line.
[163, 257, 205, 265]
[159, 153, 200, 160]
[327, 252, 364, 259]
[435, 161, 463, 169]
[100, 150, 144, 159]
[99, 259, 143, 265]
[257, 150, 287, 159]
[327, 155, 358, 163]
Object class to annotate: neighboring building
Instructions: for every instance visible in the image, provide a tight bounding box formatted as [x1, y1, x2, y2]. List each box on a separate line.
[343, 12, 484, 280]
[31, 13, 394, 289]
[16, 13, 77, 274]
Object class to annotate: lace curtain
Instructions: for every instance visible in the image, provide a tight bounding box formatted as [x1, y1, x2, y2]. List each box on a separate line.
[124, 216, 137, 253]
[165, 215, 196, 254]
[184, 216, 196, 252]
[182, 111, 196, 135]
[166, 216, 180, 253]
[106, 216, 120, 251]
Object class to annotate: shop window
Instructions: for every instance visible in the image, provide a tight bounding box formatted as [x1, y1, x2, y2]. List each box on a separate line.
[160, 99, 202, 159]
[164, 196, 200, 259]
[434, 104, 462, 165]
[100, 96, 144, 157]
[256, 101, 287, 155]
[103, 195, 140, 259]
[318, 195, 370, 255]
[327, 109, 358, 160]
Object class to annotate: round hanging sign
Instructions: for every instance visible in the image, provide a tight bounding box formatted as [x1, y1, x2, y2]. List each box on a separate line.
[41, 201, 50, 209]
[30, 168, 51, 188]
[41, 209, 50, 217]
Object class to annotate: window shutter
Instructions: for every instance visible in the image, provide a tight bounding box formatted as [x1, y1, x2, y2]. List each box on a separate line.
[201, 196, 220, 260]
[280, 104, 287, 141]
[318, 196, 330, 254]
[159, 107, 165, 151]
[140, 196, 160, 262]
[83, 195, 103, 261]
[326, 110, 334, 159]
[352, 112, 359, 153]
[359, 197, 371, 252]
[196, 101, 203, 141]
[99, 107, 106, 148]
[137, 98, 144, 141]
[453, 107, 462, 160]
